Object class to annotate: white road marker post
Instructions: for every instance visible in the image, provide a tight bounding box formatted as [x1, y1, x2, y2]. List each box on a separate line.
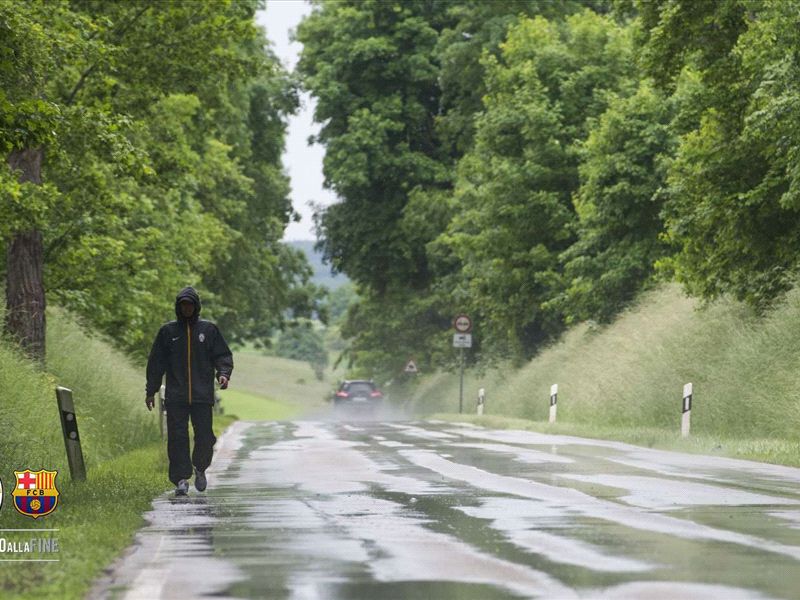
[681, 382, 693, 438]
[549, 384, 558, 424]
[477, 388, 486, 415]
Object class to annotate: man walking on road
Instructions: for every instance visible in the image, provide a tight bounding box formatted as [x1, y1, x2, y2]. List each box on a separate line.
[145, 287, 234, 496]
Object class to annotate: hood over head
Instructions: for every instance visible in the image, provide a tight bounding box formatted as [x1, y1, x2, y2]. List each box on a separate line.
[175, 286, 201, 322]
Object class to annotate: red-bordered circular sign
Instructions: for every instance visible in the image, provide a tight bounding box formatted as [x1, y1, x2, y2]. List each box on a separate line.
[453, 314, 472, 333]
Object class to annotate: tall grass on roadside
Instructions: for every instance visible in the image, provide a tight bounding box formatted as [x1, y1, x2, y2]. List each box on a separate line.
[0, 307, 172, 600]
[409, 284, 800, 450]
[0, 308, 159, 475]
[0, 337, 65, 470]
[0, 305, 161, 487]
[46, 309, 160, 463]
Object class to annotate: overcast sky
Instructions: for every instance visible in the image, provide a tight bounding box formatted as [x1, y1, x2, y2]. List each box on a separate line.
[257, 1, 336, 242]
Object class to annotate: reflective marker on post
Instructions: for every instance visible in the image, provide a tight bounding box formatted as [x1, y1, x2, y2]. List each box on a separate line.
[549, 384, 558, 424]
[55, 386, 86, 481]
[682, 382, 693, 438]
[477, 388, 486, 416]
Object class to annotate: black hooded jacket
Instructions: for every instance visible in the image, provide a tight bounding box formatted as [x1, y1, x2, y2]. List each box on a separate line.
[146, 287, 234, 405]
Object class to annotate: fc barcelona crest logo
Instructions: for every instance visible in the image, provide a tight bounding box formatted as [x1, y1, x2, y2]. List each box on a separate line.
[12, 470, 59, 519]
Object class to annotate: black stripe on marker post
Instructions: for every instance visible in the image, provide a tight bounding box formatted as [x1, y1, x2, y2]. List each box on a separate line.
[549, 384, 558, 424]
[681, 383, 693, 438]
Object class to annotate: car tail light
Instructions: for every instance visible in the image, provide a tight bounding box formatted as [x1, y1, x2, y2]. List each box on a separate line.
[335, 391, 349, 398]
[370, 391, 383, 398]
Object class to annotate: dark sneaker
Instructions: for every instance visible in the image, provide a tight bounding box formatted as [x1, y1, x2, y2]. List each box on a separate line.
[175, 479, 189, 496]
[194, 468, 207, 492]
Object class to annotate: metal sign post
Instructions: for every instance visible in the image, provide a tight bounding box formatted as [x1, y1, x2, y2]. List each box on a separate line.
[55, 387, 86, 481]
[452, 331, 472, 414]
[452, 315, 473, 414]
[459, 347, 464, 413]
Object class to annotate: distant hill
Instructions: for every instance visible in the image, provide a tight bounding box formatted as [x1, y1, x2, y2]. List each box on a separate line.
[287, 240, 350, 290]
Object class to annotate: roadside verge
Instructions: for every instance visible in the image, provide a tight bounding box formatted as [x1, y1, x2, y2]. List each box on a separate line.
[0, 415, 237, 600]
[431, 413, 800, 467]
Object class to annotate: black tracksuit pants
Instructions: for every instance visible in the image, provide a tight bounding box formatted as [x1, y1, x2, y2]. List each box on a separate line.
[166, 403, 216, 485]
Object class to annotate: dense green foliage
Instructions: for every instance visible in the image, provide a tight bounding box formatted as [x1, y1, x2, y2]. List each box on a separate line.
[5, 0, 798, 380]
[1, 0, 318, 358]
[0, 306, 160, 487]
[275, 319, 328, 379]
[559, 80, 673, 322]
[297, 0, 618, 376]
[436, 12, 637, 355]
[298, 0, 800, 380]
[639, 0, 800, 309]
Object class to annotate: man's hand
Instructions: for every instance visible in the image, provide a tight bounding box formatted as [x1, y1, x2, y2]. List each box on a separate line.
[218, 375, 229, 390]
[145, 395, 155, 411]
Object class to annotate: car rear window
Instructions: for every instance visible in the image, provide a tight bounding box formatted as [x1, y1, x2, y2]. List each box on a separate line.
[345, 382, 374, 395]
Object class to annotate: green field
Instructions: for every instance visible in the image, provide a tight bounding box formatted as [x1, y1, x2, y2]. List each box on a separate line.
[226, 348, 336, 410]
[218, 387, 303, 420]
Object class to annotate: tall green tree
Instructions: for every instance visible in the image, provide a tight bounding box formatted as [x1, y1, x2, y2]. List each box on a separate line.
[298, 1, 614, 378]
[639, 0, 800, 309]
[435, 11, 636, 356]
[1, 0, 94, 360]
[1, 0, 316, 359]
[296, 0, 459, 381]
[297, 0, 452, 295]
[559, 81, 674, 323]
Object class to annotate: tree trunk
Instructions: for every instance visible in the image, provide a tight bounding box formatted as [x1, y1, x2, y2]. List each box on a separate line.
[5, 148, 46, 363]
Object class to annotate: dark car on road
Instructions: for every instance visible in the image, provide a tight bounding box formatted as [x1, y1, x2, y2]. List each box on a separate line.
[333, 380, 384, 409]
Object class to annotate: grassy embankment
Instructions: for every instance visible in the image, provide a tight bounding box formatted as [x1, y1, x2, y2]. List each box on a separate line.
[219, 349, 333, 416]
[0, 310, 171, 599]
[0, 310, 319, 599]
[407, 284, 800, 466]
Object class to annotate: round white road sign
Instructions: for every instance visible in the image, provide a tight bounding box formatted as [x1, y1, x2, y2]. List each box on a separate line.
[454, 314, 472, 333]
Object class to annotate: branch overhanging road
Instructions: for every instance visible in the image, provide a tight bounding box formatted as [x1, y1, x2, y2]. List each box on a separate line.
[97, 419, 800, 599]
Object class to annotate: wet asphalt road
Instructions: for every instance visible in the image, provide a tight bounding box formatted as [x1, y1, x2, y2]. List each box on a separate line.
[98, 419, 800, 599]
